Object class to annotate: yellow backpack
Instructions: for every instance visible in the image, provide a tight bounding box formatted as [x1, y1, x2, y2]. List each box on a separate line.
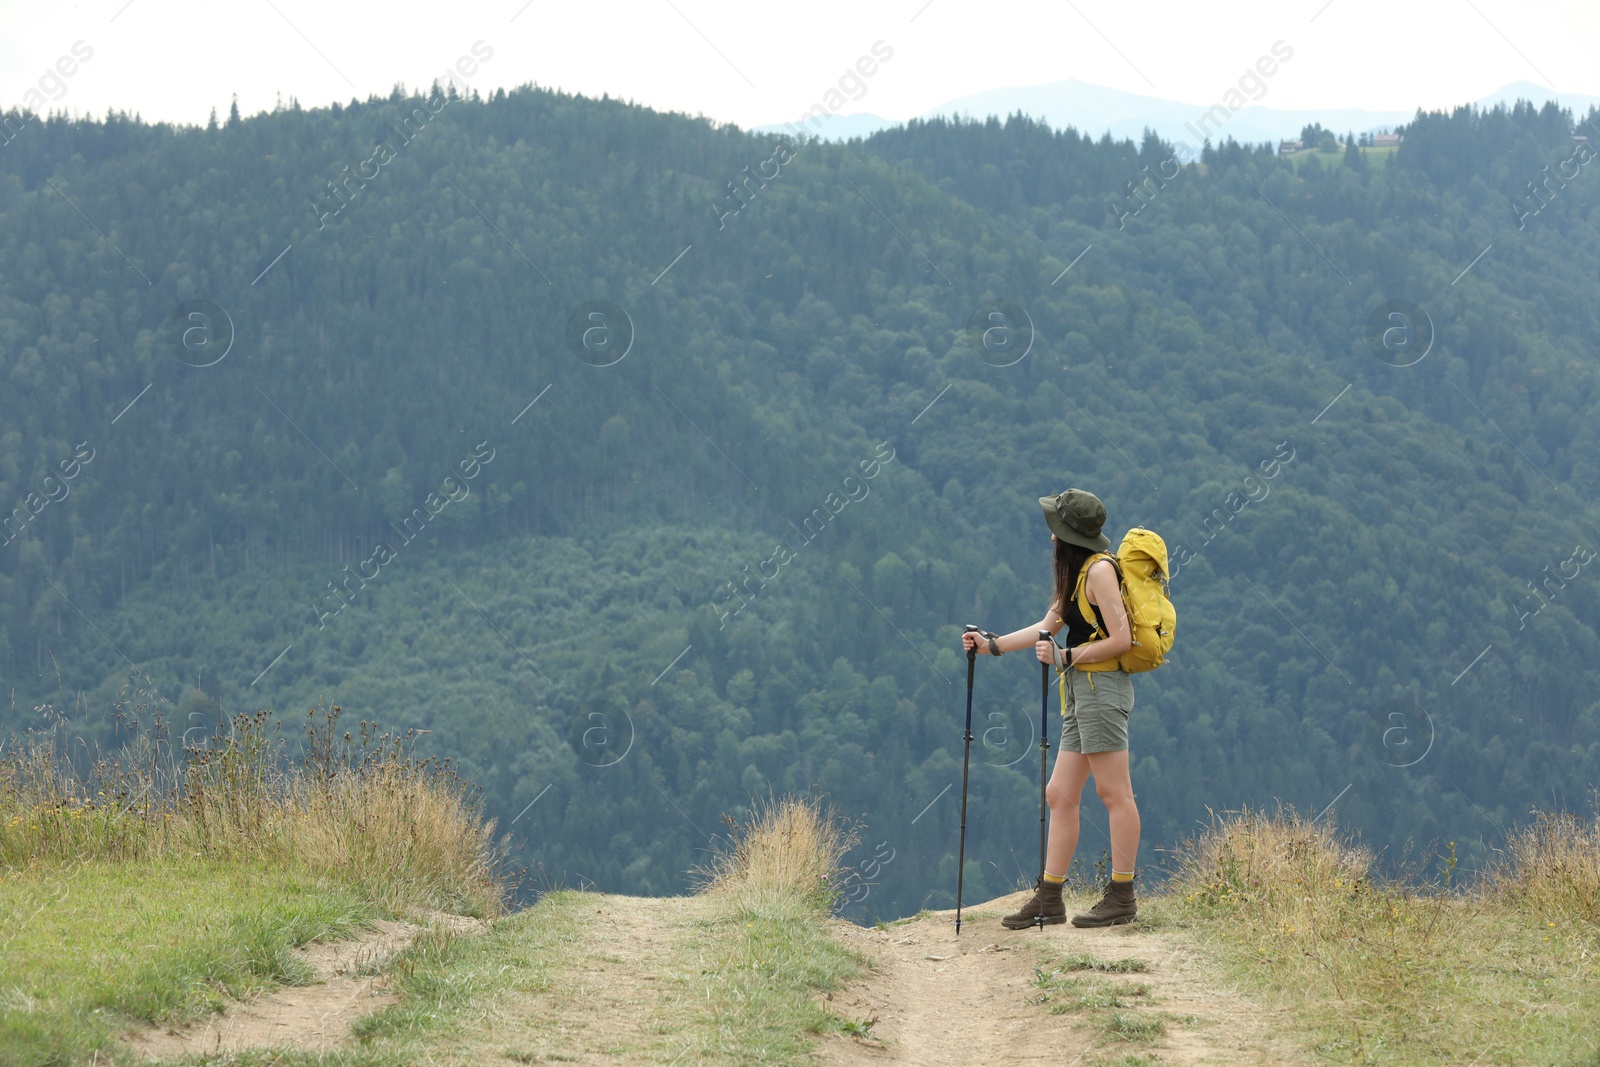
[1069, 527, 1176, 674]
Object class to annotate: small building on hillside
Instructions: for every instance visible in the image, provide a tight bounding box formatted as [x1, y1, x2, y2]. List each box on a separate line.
[1373, 133, 1402, 148]
[1278, 139, 1303, 155]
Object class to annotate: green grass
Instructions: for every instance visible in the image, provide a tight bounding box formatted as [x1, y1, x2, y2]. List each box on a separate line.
[212, 800, 868, 1065]
[1105, 1010, 1164, 1042]
[366, 799, 865, 1065]
[0, 858, 374, 1067]
[1033, 969, 1151, 1014]
[66, 890, 595, 1066]
[1034, 945, 1169, 1056]
[350, 889, 586, 1049]
[342, 888, 863, 1066]
[1052, 951, 1151, 974]
[0, 790, 860, 1065]
[670, 888, 865, 1064]
[876, 908, 934, 929]
[1283, 144, 1398, 170]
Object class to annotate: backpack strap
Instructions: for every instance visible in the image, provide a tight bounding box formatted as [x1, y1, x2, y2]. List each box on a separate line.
[1072, 552, 1119, 641]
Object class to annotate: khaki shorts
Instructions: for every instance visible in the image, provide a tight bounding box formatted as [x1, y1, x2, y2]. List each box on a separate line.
[1059, 668, 1135, 754]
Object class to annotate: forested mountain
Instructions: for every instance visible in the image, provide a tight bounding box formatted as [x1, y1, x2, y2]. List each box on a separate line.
[1, 84, 1597, 920]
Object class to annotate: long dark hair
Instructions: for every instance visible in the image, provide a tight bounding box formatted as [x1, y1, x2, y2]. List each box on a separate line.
[1051, 538, 1097, 625]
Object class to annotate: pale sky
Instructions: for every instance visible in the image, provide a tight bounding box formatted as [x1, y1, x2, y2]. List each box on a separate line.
[2, 0, 1596, 132]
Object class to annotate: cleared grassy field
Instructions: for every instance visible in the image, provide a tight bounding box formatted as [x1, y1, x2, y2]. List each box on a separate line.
[1283, 145, 1399, 169]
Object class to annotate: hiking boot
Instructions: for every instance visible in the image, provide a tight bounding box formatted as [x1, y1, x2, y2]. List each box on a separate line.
[1072, 876, 1137, 928]
[1001, 878, 1066, 929]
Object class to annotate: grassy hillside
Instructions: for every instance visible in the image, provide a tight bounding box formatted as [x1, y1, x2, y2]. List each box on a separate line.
[0, 706, 505, 1065]
[7, 726, 1593, 1066]
[333, 802, 1600, 1066]
[1172, 806, 1600, 1063]
[0, 731, 865, 1067]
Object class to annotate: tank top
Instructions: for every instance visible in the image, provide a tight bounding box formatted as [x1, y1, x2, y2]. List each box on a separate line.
[1058, 588, 1107, 650]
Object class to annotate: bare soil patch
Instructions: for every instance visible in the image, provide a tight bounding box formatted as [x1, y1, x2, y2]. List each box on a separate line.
[817, 890, 1303, 1067]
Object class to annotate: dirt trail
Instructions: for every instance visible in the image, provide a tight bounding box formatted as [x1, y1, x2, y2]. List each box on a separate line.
[120, 891, 1299, 1064]
[461, 893, 691, 1065]
[124, 912, 485, 1059]
[818, 890, 1302, 1067]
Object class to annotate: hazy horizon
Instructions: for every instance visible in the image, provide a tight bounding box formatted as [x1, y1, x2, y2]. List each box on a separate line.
[3, 1, 1597, 135]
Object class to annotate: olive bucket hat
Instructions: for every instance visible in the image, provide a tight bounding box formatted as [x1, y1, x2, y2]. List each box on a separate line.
[1039, 488, 1112, 551]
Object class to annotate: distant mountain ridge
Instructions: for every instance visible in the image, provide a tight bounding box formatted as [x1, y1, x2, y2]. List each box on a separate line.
[756, 78, 1600, 144]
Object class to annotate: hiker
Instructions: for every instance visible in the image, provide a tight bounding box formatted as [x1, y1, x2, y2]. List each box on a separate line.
[961, 488, 1141, 928]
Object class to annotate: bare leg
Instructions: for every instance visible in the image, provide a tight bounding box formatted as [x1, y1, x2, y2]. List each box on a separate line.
[1045, 750, 1092, 875]
[1087, 750, 1140, 873]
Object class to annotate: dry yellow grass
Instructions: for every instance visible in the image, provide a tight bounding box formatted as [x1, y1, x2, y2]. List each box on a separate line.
[696, 794, 857, 907]
[1487, 806, 1600, 924]
[0, 706, 506, 918]
[1171, 805, 1600, 1064]
[1175, 804, 1374, 909]
[292, 757, 503, 915]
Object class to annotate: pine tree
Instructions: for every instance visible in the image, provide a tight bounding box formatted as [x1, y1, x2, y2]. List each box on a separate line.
[1344, 129, 1366, 169]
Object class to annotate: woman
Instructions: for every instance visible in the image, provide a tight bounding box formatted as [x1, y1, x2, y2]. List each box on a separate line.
[960, 487, 1141, 928]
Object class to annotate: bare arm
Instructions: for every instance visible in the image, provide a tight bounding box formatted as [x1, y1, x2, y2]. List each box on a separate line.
[1067, 559, 1132, 665]
[960, 610, 1062, 655]
[991, 614, 1064, 654]
[959, 559, 1132, 663]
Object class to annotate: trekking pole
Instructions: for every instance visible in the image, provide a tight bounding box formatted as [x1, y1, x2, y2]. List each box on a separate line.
[1037, 630, 1053, 929]
[956, 624, 980, 935]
